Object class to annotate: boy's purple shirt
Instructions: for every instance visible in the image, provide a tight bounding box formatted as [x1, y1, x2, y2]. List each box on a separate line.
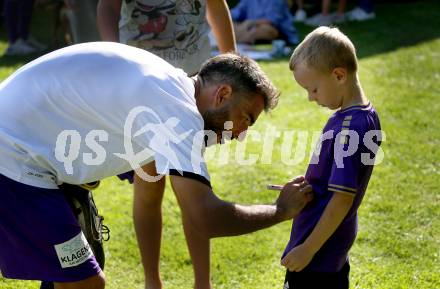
[283, 102, 382, 272]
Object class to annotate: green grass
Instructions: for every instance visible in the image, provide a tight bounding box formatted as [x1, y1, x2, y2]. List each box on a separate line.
[1, 1, 439, 288]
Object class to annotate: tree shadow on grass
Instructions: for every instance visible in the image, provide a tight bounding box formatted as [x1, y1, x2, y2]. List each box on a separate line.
[327, 0, 440, 59]
[259, 0, 440, 64]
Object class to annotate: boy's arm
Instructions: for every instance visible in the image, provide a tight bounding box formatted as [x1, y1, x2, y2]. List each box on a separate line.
[281, 191, 354, 272]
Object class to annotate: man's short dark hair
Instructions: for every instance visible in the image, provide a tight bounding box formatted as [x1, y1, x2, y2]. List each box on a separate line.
[198, 53, 279, 111]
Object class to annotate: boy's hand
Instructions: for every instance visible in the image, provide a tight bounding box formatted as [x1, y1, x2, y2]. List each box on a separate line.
[280, 244, 315, 272]
[275, 176, 313, 220]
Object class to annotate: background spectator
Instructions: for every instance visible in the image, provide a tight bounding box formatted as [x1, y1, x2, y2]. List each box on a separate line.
[304, 0, 346, 26]
[231, 0, 299, 46]
[305, 0, 375, 27]
[63, 0, 100, 43]
[3, 0, 46, 55]
[346, 0, 375, 21]
[97, 1, 236, 287]
[97, 0, 236, 76]
[293, 0, 307, 22]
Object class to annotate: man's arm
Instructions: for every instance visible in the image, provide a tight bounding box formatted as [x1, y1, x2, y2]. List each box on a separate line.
[206, 0, 237, 53]
[97, 0, 122, 41]
[133, 162, 165, 289]
[281, 191, 354, 272]
[170, 175, 312, 238]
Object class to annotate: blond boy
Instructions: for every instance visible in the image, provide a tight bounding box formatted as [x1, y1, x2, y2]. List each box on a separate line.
[281, 27, 382, 288]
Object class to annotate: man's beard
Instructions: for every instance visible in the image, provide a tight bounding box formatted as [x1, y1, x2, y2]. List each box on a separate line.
[201, 104, 231, 144]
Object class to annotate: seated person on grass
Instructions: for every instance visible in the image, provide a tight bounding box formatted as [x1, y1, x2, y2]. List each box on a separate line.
[231, 0, 299, 46]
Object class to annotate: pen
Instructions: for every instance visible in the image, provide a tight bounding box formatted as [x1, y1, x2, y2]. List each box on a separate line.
[266, 184, 283, 191]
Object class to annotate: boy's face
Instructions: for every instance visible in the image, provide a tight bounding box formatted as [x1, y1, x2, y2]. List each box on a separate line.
[293, 63, 344, 110]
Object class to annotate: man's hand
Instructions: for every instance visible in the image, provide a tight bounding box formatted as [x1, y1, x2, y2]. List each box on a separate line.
[275, 176, 313, 221]
[280, 243, 315, 272]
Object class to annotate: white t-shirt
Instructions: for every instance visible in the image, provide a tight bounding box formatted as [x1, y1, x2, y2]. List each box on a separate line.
[0, 42, 210, 189]
[119, 0, 211, 75]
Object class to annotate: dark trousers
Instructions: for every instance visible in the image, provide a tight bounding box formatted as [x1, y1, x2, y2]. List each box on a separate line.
[358, 0, 374, 13]
[284, 262, 350, 289]
[3, 0, 35, 42]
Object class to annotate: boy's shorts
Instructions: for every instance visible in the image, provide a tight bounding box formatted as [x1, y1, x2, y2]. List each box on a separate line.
[0, 174, 101, 282]
[283, 261, 350, 289]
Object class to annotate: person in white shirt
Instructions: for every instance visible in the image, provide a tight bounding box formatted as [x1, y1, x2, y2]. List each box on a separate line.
[98, 2, 236, 287]
[0, 42, 312, 289]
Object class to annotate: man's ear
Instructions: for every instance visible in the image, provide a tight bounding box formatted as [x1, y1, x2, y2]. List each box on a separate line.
[214, 85, 233, 107]
[332, 67, 347, 83]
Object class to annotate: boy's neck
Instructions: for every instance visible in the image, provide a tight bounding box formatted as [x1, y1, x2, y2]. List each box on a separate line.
[340, 74, 369, 110]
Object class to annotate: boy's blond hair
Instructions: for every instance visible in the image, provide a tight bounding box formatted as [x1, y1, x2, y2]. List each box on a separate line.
[289, 27, 358, 74]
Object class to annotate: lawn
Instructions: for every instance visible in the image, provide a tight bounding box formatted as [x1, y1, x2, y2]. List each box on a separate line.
[0, 1, 439, 288]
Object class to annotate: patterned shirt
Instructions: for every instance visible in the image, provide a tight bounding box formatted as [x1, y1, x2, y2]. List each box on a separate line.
[119, 0, 211, 75]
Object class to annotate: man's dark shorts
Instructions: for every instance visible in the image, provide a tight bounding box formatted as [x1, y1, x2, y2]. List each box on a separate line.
[0, 174, 101, 282]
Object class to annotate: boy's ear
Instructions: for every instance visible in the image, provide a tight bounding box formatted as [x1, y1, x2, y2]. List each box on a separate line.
[332, 67, 347, 83]
[214, 84, 233, 107]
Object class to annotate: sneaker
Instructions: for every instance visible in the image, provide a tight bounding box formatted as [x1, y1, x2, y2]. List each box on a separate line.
[26, 36, 47, 51]
[40, 185, 109, 289]
[63, 184, 109, 269]
[4, 39, 38, 56]
[305, 13, 333, 27]
[331, 12, 346, 24]
[294, 9, 307, 22]
[346, 7, 375, 21]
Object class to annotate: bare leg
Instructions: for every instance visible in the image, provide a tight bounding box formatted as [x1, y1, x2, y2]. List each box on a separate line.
[337, 0, 347, 14]
[322, 0, 332, 15]
[234, 20, 255, 44]
[250, 23, 279, 42]
[133, 163, 166, 289]
[235, 21, 279, 44]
